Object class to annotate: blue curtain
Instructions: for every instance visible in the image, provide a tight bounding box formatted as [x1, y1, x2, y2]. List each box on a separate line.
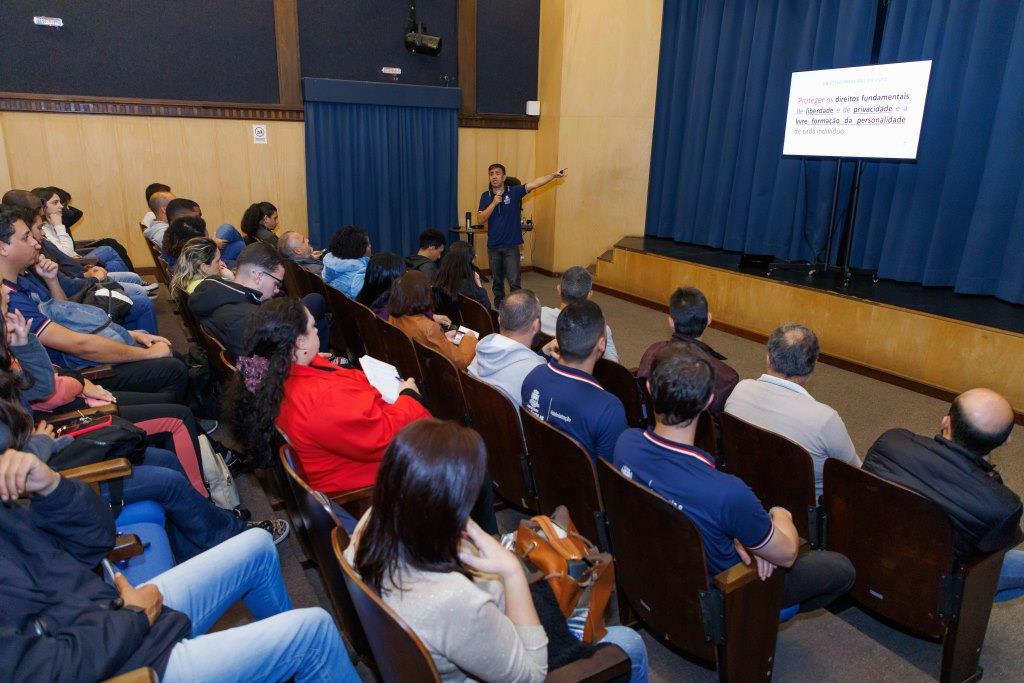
[850, 1, 1024, 303]
[304, 80, 459, 255]
[646, 1, 877, 261]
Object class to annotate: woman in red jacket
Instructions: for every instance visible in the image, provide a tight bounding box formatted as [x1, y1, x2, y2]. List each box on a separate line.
[228, 297, 431, 493]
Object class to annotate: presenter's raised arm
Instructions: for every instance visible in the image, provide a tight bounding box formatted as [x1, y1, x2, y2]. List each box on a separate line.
[525, 168, 567, 192]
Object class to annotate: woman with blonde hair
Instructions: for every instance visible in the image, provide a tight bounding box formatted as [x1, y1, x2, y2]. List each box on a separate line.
[171, 237, 233, 294]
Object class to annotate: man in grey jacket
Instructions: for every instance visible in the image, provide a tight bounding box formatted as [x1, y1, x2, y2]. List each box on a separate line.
[468, 290, 546, 404]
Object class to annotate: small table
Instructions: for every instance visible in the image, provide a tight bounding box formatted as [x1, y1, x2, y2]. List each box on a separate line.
[448, 224, 534, 249]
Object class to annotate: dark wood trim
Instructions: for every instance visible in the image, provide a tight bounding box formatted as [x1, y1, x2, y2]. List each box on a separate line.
[533, 266, 558, 278]
[590, 282, 1024, 426]
[458, 0, 477, 118]
[273, 0, 302, 107]
[456, 0, 538, 130]
[0, 92, 303, 121]
[458, 113, 539, 130]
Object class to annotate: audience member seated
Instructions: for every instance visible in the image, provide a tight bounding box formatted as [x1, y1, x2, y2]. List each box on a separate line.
[356, 251, 406, 318]
[346, 419, 649, 682]
[228, 298, 430, 491]
[189, 243, 329, 357]
[0, 209, 186, 401]
[141, 181, 171, 230]
[31, 186, 134, 272]
[614, 346, 855, 613]
[240, 201, 279, 245]
[388, 271, 478, 370]
[864, 389, 1024, 602]
[143, 188, 175, 246]
[724, 323, 860, 497]
[540, 266, 619, 362]
[160, 197, 245, 266]
[521, 300, 626, 460]
[469, 290, 546, 404]
[405, 227, 446, 279]
[161, 215, 207, 268]
[3, 193, 156, 296]
[0, 449, 354, 682]
[324, 225, 371, 298]
[279, 230, 323, 276]
[433, 240, 491, 319]
[637, 286, 738, 416]
[171, 237, 234, 294]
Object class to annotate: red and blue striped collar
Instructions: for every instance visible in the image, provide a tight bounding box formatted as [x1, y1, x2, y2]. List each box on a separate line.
[545, 361, 603, 390]
[643, 430, 716, 468]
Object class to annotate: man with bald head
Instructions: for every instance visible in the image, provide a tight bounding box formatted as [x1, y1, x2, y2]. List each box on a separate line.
[864, 388, 1023, 601]
[143, 190, 176, 245]
[279, 230, 323, 276]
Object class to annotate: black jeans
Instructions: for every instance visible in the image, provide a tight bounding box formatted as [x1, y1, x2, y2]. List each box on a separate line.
[782, 550, 856, 613]
[488, 246, 522, 307]
[83, 237, 135, 272]
[105, 357, 189, 404]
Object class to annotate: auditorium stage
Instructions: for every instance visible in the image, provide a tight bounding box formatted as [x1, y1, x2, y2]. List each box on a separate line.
[594, 236, 1024, 416]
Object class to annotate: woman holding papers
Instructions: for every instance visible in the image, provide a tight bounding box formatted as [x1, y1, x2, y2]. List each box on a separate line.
[388, 271, 478, 370]
[228, 297, 430, 493]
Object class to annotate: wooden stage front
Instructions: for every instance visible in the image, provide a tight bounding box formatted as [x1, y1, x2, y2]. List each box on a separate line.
[594, 237, 1024, 417]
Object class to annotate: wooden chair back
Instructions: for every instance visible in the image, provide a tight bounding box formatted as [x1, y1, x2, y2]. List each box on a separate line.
[695, 411, 718, 457]
[457, 293, 496, 336]
[597, 459, 785, 680]
[171, 287, 203, 342]
[197, 325, 236, 386]
[461, 371, 537, 509]
[823, 459, 1008, 682]
[377, 319, 424, 384]
[332, 528, 443, 683]
[301, 266, 328, 297]
[281, 257, 310, 298]
[280, 446, 375, 666]
[139, 226, 170, 287]
[718, 412, 817, 543]
[414, 341, 469, 423]
[519, 406, 607, 549]
[593, 358, 646, 428]
[322, 285, 366, 361]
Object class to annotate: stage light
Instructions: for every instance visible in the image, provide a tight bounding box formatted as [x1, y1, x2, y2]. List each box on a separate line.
[405, 1, 442, 56]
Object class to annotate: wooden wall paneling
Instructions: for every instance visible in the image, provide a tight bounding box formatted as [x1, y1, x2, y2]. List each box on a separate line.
[274, 0, 302, 107]
[595, 247, 1024, 412]
[0, 115, 12, 191]
[0, 112, 308, 265]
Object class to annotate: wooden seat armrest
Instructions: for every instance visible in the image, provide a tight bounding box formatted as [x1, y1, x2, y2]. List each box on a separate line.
[102, 667, 157, 683]
[60, 458, 133, 486]
[713, 560, 761, 593]
[545, 643, 632, 682]
[328, 486, 375, 519]
[47, 404, 119, 428]
[75, 255, 101, 266]
[81, 365, 116, 381]
[108, 533, 144, 564]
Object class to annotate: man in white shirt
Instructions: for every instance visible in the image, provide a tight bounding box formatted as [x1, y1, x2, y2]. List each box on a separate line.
[724, 323, 861, 497]
[539, 266, 619, 362]
[140, 182, 171, 229]
[143, 191, 175, 246]
[468, 290, 546, 404]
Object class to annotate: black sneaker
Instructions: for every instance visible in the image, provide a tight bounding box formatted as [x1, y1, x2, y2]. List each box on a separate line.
[249, 519, 291, 545]
[231, 506, 252, 522]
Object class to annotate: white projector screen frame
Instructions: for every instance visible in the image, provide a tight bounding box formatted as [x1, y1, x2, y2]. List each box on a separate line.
[782, 60, 932, 160]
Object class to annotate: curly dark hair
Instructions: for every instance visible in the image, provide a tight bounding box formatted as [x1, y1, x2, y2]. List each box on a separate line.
[0, 309, 35, 449]
[162, 215, 207, 260]
[329, 225, 370, 259]
[226, 297, 308, 466]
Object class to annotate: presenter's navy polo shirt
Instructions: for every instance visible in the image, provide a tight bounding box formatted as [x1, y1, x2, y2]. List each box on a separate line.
[521, 360, 627, 461]
[612, 428, 774, 576]
[479, 184, 529, 249]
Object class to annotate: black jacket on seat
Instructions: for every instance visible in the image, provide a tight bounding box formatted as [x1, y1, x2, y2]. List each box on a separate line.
[864, 428, 1023, 557]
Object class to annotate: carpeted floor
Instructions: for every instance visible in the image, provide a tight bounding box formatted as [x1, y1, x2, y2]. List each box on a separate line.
[157, 272, 1024, 681]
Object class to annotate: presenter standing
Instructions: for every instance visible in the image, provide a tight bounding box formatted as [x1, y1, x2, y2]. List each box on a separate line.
[477, 164, 566, 307]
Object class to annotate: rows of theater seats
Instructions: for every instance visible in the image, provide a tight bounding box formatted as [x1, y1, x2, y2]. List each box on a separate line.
[157, 244, 1008, 683]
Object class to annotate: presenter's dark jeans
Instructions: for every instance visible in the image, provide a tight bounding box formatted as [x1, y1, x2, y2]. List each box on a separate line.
[782, 550, 856, 613]
[488, 246, 521, 308]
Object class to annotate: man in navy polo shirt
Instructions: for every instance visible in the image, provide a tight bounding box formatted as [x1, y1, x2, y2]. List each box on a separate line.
[476, 163, 566, 307]
[613, 346, 855, 613]
[521, 299, 627, 461]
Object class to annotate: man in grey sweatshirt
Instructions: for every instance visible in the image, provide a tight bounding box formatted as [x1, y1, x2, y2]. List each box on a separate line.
[468, 290, 546, 405]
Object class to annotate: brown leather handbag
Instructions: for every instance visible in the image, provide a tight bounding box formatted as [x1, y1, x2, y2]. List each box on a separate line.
[514, 505, 614, 643]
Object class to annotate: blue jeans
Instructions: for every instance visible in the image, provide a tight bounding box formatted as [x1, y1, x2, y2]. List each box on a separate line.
[488, 245, 522, 307]
[100, 447, 247, 561]
[89, 245, 130, 273]
[154, 529, 357, 683]
[995, 549, 1024, 602]
[123, 291, 158, 334]
[216, 224, 245, 266]
[599, 626, 649, 683]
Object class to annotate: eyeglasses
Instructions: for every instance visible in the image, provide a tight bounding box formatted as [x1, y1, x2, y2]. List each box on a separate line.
[261, 271, 284, 286]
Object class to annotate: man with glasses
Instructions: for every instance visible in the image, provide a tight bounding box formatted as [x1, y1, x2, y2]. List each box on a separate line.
[189, 243, 330, 357]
